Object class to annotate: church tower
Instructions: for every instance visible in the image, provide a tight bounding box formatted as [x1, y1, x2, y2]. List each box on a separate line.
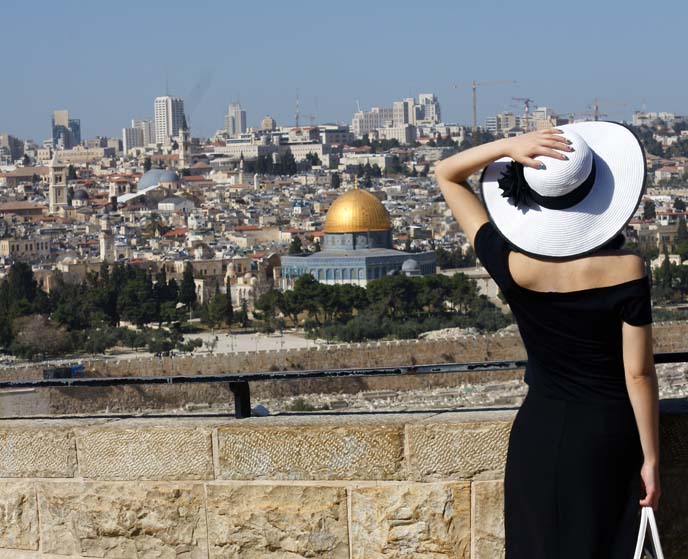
[178, 114, 191, 169]
[48, 153, 69, 214]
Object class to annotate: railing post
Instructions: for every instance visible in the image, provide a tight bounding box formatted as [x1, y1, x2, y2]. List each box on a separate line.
[229, 381, 251, 418]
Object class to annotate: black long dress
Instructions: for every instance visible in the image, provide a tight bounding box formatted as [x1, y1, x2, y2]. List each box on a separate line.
[474, 222, 652, 559]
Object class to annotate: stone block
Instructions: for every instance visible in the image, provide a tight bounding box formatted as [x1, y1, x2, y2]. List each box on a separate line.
[216, 419, 406, 480]
[656, 466, 688, 558]
[36, 481, 207, 557]
[471, 480, 504, 559]
[0, 426, 76, 478]
[350, 482, 471, 558]
[0, 481, 39, 550]
[406, 417, 513, 481]
[206, 483, 349, 558]
[75, 425, 213, 480]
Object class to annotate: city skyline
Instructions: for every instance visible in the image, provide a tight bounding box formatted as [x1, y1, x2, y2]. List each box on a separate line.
[3, 0, 688, 141]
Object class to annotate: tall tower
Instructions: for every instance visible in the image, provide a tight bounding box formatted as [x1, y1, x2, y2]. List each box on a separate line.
[154, 96, 185, 145]
[178, 115, 191, 169]
[99, 230, 114, 262]
[48, 153, 68, 214]
[238, 152, 245, 185]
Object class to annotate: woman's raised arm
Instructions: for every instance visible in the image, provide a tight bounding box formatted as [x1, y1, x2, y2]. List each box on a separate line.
[434, 129, 571, 245]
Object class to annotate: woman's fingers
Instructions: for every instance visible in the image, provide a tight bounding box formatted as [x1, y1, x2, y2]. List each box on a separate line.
[535, 147, 569, 160]
[517, 156, 543, 169]
[541, 139, 573, 151]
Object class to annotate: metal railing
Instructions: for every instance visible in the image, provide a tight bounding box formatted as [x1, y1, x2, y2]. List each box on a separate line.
[2, 352, 686, 419]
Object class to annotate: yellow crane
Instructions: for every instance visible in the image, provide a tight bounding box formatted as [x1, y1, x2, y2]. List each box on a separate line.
[452, 80, 517, 129]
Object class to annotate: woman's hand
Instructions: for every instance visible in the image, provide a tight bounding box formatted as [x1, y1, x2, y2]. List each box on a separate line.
[639, 461, 661, 511]
[502, 128, 573, 169]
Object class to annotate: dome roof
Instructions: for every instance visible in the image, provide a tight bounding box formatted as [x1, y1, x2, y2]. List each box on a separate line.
[323, 188, 391, 233]
[73, 189, 89, 200]
[138, 169, 164, 191]
[159, 169, 180, 183]
[138, 169, 179, 191]
[401, 258, 419, 272]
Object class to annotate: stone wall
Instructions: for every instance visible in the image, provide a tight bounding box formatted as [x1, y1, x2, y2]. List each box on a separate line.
[2, 321, 687, 416]
[0, 406, 685, 558]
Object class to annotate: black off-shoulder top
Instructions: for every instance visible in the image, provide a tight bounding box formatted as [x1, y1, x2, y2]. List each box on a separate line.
[474, 222, 652, 405]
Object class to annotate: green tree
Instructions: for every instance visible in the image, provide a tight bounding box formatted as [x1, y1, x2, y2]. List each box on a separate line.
[643, 200, 656, 220]
[225, 281, 234, 327]
[676, 216, 688, 244]
[279, 149, 297, 176]
[179, 262, 197, 315]
[206, 292, 230, 328]
[330, 172, 341, 189]
[289, 235, 303, 254]
[143, 157, 152, 172]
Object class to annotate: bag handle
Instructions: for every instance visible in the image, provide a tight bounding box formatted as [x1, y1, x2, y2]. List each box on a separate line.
[633, 506, 665, 559]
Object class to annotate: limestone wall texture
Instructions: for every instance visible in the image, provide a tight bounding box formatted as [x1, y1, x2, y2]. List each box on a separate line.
[2, 321, 687, 416]
[0, 406, 685, 558]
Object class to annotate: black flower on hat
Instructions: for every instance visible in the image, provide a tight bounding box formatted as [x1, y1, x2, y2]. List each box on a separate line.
[497, 161, 532, 207]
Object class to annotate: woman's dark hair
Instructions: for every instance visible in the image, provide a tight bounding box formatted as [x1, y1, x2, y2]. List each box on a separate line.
[598, 233, 625, 251]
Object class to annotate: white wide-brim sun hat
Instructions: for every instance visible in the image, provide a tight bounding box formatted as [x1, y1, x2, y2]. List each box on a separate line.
[480, 121, 646, 258]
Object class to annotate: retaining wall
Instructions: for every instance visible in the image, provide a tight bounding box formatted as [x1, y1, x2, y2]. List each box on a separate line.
[0, 404, 685, 558]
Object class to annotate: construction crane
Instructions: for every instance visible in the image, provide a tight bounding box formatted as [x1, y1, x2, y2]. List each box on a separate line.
[452, 80, 517, 129]
[512, 97, 535, 132]
[589, 97, 627, 121]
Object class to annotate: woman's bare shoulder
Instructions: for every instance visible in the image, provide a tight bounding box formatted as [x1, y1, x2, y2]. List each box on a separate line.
[587, 250, 646, 283]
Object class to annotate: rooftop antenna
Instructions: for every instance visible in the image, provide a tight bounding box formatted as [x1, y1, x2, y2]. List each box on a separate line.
[295, 91, 301, 128]
[452, 79, 517, 130]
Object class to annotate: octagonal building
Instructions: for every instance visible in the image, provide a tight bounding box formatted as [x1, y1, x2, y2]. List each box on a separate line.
[279, 186, 436, 288]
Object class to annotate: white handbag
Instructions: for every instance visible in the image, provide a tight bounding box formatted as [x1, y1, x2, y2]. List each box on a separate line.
[633, 506, 665, 559]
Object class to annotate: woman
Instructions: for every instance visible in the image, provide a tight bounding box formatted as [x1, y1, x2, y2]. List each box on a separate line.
[435, 122, 660, 558]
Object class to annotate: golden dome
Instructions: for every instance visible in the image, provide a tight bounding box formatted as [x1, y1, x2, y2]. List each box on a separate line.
[323, 188, 391, 233]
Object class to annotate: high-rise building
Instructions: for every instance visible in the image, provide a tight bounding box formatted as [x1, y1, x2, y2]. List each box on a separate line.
[261, 115, 277, 131]
[225, 103, 247, 136]
[122, 128, 144, 153]
[393, 98, 416, 126]
[0, 133, 24, 162]
[417, 94, 441, 124]
[132, 119, 155, 145]
[154, 96, 185, 145]
[51, 110, 81, 149]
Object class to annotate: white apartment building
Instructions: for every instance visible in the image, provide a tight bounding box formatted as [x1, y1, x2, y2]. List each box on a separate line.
[122, 127, 144, 153]
[339, 152, 392, 171]
[485, 112, 521, 134]
[154, 96, 185, 145]
[351, 107, 394, 137]
[375, 124, 417, 145]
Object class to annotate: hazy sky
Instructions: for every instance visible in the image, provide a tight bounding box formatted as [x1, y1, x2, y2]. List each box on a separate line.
[3, 0, 686, 141]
